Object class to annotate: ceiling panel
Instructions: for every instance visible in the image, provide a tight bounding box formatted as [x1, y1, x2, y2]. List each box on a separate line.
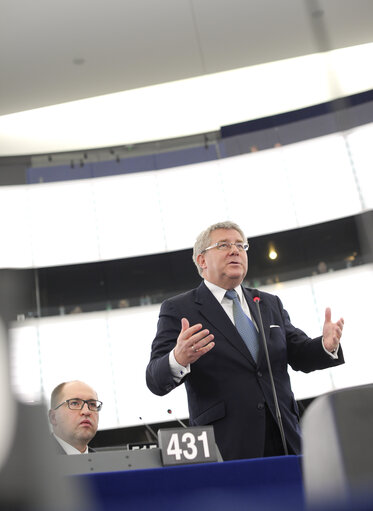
[1, 0, 372, 116]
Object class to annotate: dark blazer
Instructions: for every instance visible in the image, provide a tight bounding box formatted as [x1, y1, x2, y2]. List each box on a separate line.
[146, 282, 344, 461]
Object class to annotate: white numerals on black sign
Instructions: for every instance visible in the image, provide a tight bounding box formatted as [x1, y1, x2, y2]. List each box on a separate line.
[167, 431, 210, 460]
[158, 426, 218, 466]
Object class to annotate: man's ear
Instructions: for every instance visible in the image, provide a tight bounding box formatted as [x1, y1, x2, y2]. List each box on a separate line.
[48, 409, 57, 426]
[197, 253, 207, 273]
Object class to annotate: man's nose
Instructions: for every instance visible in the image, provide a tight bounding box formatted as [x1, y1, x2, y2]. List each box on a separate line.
[229, 243, 239, 254]
[80, 402, 91, 413]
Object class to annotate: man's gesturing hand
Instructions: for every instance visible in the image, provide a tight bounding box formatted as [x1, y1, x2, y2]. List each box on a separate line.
[322, 307, 344, 353]
[174, 318, 215, 367]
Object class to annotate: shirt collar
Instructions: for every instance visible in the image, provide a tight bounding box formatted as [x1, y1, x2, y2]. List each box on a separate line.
[204, 279, 244, 304]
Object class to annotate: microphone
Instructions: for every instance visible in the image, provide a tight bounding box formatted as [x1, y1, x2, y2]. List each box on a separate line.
[138, 416, 158, 442]
[253, 294, 289, 456]
[167, 409, 187, 428]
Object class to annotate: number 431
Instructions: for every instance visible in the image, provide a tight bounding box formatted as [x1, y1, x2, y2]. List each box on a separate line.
[167, 431, 210, 460]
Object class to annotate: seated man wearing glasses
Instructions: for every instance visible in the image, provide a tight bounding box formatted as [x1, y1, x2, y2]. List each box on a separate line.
[48, 380, 102, 454]
[146, 221, 345, 461]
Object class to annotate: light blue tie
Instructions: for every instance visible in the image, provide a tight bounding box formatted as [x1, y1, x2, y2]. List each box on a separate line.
[225, 289, 259, 362]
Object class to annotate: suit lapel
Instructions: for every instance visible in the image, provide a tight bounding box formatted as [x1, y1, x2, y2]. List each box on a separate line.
[195, 282, 257, 366]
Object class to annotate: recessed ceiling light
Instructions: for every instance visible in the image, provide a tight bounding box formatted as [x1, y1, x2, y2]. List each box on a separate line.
[268, 243, 278, 261]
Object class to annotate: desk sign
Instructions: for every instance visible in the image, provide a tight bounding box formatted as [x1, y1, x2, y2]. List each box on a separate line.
[158, 426, 218, 466]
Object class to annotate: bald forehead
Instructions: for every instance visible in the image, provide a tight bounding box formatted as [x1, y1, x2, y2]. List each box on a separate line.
[60, 381, 98, 401]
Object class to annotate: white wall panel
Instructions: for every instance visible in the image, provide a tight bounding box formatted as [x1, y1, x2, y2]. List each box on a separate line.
[9, 323, 41, 402]
[28, 180, 100, 267]
[220, 150, 298, 237]
[346, 123, 373, 210]
[93, 172, 166, 260]
[155, 160, 227, 252]
[282, 134, 363, 226]
[0, 187, 33, 268]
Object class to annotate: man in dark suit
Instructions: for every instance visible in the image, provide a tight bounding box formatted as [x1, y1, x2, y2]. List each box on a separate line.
[48, 380, 102, 454]
[146, 221, 345, 461]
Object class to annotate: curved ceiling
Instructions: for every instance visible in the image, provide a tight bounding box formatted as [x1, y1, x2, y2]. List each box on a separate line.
[1, 0, 373, 116]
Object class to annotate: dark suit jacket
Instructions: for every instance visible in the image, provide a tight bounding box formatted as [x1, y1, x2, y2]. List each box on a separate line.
[146, 282, 345, 461]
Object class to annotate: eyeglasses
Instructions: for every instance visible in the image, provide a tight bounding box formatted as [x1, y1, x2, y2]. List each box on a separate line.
[54, 398, 103, 412]
[202, 241, 249, 253]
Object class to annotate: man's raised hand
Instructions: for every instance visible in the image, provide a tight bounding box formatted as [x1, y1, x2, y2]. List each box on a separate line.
[174, 318, 215, 367]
